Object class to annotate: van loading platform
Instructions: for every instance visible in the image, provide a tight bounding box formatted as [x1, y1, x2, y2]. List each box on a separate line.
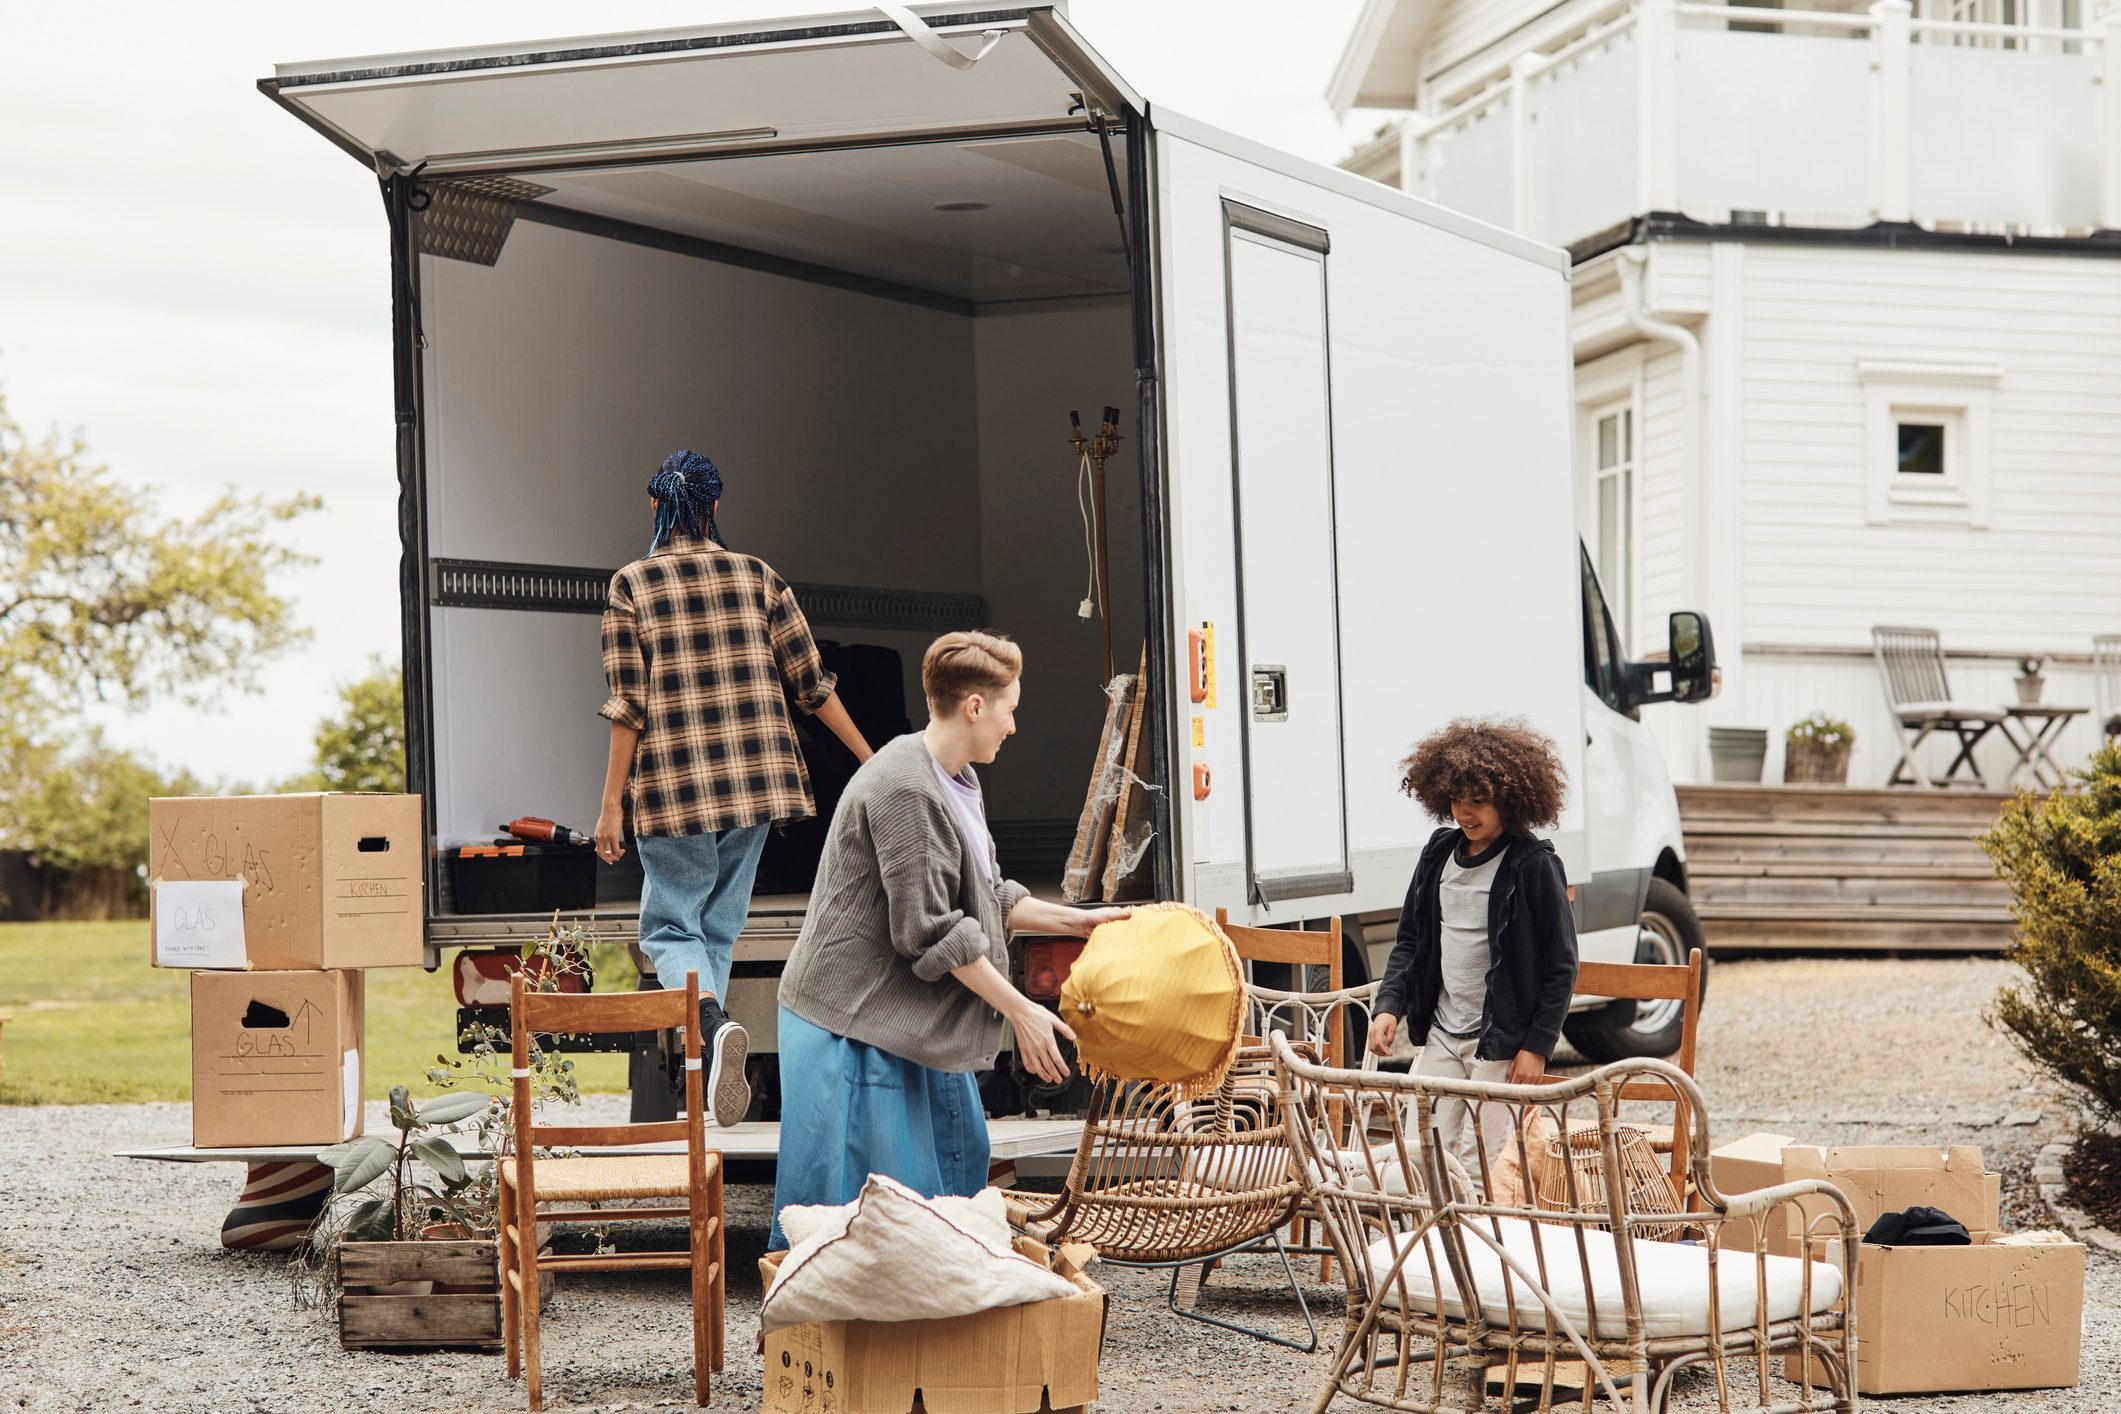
[1676, 784, 2015, 951]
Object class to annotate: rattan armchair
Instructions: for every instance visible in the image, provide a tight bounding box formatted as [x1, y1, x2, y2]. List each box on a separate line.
[1006, 918, 1371, 1350]
[1273, 1034, 1858, 1414]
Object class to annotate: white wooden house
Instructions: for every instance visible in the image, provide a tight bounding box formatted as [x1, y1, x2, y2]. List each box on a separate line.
[1331, 0, 2121, 788]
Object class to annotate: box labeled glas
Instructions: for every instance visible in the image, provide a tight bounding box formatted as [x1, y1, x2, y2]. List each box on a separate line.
[150, 794, 423, 970]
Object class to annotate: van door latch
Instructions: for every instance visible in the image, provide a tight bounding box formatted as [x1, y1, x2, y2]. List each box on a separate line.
[1251, 665, 1289, 722]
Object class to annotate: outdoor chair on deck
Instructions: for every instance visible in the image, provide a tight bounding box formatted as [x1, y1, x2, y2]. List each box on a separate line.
[2095, 633, 2121, 740]
[500, 971, 725, 1411]
[1273, 1037, 1859, 1414]
[1872, 624, 2006, 788]
[1006, 916, 1356, 1350]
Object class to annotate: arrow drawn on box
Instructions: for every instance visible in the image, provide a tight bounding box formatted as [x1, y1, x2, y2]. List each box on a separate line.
[292, 998, 324, 1046]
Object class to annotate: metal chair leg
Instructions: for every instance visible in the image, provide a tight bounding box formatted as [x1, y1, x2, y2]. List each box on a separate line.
[1162, 1229, 1319, 1353]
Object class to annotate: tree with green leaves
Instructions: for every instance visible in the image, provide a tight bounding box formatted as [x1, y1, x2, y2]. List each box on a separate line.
[285, 658, 407, 794]
[0, 393, 315, 913]
[0, 393, 318, 744]
[1981, 741, 2121, 1127]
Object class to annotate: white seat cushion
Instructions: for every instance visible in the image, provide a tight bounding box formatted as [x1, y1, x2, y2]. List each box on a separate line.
[1896, 701, 2006, 723]
[1364, 1215, 1841, 1340]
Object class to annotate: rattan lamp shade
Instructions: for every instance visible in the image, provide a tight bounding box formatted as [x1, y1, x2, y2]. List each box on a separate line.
[1059, 902, 1243, 1098]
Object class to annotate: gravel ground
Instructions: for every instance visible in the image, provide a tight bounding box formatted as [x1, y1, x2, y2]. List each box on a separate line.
[2, 956, 2114, 1412]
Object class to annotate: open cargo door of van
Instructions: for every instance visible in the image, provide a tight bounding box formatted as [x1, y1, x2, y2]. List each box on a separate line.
[261, 5, 1137, 178]
[1154, 115, 1589, 922]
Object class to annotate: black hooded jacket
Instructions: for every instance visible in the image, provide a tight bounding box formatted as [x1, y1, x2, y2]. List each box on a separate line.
[1374, 826, 1579, 1062]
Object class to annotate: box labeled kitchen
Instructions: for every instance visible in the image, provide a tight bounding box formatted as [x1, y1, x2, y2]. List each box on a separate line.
[1783, 1144, 2083, 1394]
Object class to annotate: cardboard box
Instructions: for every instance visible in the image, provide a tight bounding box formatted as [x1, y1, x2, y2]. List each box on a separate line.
[150, 794, 424, 970]
[1708, 1130, 1797, 1256]
[191, 969, 365, 1148]
[757, 1240, 1105, 1414]
[1781, 1144, 2084, 1394]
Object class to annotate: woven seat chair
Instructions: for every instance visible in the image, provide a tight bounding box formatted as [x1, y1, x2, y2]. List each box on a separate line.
[2095, 633, 2121, 740]
[1872, 624, 2006, 788]
[1007, 915, 1357, 1350]
[500, 971, 724, 1410]
[1273, 1034, 1859, 1414]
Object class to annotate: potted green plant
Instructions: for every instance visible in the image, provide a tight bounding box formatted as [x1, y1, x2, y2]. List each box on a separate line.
[2016, 655, 2047, 706]
[1784, 713, 1855, 785]
[296, 921, 593, 1350]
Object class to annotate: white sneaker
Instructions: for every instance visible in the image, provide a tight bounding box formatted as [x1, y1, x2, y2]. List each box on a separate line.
[697, 995, 751, 1127]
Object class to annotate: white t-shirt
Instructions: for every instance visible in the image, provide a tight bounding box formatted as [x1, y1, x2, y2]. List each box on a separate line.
[1434, 840, 1508, 1038]
[929, 754, 997, 886]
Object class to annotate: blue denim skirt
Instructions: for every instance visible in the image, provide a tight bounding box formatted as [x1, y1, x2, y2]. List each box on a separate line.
[769, 1006, 990, 1249]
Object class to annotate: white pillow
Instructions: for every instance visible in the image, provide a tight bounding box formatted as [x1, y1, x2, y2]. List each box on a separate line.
[778, 1185, 1010, 1251]
[761, 1175, 1079, 1333]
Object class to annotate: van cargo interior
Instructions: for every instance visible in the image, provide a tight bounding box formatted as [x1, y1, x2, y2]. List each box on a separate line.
[417, 130, 1150, 923]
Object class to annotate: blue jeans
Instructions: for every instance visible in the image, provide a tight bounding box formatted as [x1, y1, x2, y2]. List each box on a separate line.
[769, 1007, 990, 1250]
[635, 825, 769, 1001]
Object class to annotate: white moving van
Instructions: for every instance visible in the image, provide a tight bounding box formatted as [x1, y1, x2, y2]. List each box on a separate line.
[263, 3, 1716, 1095]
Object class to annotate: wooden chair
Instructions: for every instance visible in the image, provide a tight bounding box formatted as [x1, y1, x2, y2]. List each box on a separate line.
[1872, 624, 2006, 788]
[1274, 1037, 1859, 1414]
[1005, 913, 1348, 1351]
[1573, 948, 1707, 1205]
[501, 971, 724, 1411]
[2095, 633, 2121, 739]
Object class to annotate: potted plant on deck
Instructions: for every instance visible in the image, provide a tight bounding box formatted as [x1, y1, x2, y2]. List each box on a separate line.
[1784, 713, 1855, 785]
[2016, 656, 2047, 706]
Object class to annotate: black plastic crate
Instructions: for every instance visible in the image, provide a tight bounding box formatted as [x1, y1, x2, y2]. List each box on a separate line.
[446, 842, 596, 915]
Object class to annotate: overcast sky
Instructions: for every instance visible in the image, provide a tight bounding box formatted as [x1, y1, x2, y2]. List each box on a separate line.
[0, 1, 1374, 784]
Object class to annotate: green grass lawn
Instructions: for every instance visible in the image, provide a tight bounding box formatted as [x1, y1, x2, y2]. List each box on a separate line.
[0, 921, 633, 1105]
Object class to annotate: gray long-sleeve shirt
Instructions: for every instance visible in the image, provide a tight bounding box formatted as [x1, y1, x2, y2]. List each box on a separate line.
[777, 733, 1030, 1073]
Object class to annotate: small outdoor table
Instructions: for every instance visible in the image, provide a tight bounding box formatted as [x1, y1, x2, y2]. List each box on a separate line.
[1998, 704, 2087, 789]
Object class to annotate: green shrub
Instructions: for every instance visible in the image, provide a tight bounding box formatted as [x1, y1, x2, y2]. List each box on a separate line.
[1786, 713, 1855, 751]
[1980, 741, 2121, 1126]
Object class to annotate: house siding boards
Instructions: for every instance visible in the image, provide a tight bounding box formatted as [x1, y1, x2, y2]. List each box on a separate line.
[1426, 1, 1567, 84]
[1737, 243, 2121, 648]
[1725, 241, 2121, 784]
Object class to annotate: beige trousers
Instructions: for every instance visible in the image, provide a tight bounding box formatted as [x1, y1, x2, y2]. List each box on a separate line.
[1413, 1031, 1512, 1195]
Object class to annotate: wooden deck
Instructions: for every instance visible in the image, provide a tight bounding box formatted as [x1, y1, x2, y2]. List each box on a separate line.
[1677, 784, 2015, 951]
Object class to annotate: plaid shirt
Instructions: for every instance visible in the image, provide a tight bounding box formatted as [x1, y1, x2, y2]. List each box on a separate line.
[600, 532, 837, 837]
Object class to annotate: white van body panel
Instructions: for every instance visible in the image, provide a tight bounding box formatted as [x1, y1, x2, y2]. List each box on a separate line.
[1154, 122, 1588, 926]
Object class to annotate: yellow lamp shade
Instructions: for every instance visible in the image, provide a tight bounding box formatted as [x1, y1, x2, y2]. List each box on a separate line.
[1060, 902, 1242, 1097]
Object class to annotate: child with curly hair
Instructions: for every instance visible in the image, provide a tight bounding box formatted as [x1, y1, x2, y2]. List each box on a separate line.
[1368, 717, 1577, 1184]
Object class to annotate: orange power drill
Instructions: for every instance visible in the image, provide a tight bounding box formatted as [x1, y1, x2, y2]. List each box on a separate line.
[502, 816, 592, 848]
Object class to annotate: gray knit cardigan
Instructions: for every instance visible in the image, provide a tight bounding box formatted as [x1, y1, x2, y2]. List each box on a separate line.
[777, 733, 1030, 1073]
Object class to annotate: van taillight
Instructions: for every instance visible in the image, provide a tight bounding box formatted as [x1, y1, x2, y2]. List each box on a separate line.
[1022, 939, 1088, 1001]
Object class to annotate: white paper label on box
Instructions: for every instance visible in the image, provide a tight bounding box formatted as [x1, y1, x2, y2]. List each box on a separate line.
[342, 1049, 361, 1140]
[153, 880, 247, 968]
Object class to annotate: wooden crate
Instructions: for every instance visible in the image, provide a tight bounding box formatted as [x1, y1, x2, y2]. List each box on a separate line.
[337, 1238, 547, 1350]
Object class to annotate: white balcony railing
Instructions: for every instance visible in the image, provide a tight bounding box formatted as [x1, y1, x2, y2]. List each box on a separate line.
[1395, 0, 2121, 248]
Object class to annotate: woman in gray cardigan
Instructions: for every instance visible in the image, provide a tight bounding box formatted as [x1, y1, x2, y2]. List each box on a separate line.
[770, 632, 1122, 1247]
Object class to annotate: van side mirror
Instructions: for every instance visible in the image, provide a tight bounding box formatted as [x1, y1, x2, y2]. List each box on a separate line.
[1620, 610, 1718, 709]
[1667, 611, 1716, 704]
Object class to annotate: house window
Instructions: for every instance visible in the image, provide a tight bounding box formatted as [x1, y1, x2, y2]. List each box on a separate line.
[1858, 359, 2001, 527]
[1895, 418, 1949, 478]
[1592, 403, 1634, 649]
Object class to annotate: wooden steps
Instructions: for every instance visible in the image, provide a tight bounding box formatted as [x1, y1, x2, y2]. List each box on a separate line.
[1676, 785, 2016, 951]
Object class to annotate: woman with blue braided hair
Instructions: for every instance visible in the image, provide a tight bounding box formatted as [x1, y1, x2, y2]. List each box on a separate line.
[595, 450, 874, 1125]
